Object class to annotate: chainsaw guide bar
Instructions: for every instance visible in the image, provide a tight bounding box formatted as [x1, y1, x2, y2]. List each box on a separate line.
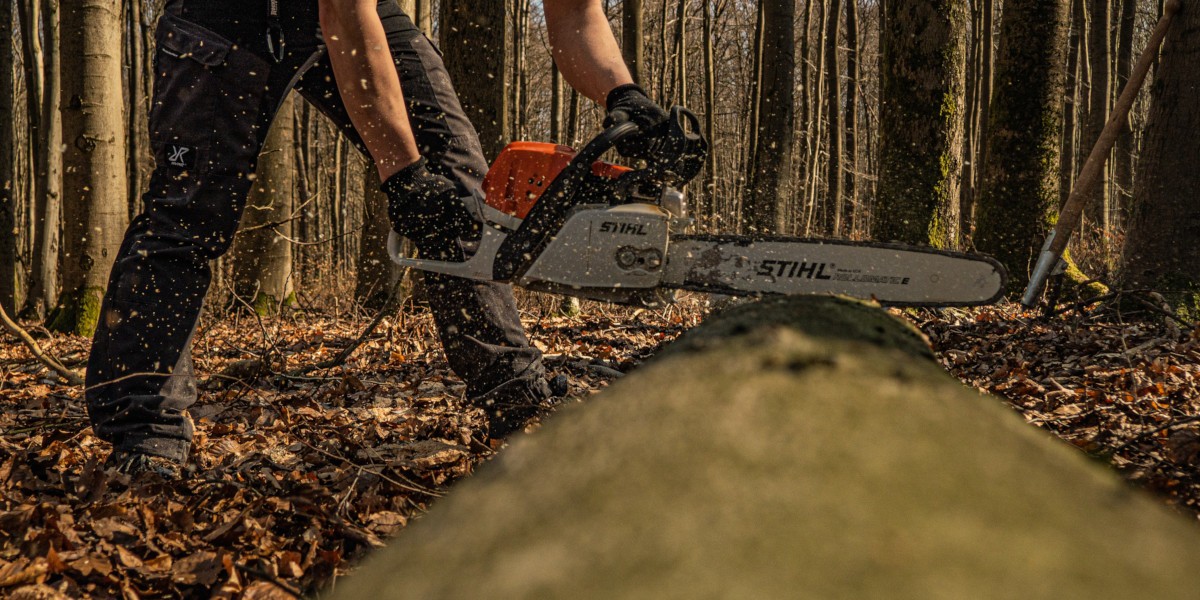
[664, 235, 1007, 307]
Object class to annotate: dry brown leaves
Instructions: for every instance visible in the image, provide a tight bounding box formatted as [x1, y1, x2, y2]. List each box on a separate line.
[4, 293, 1198, 597]
[911, 300, 1200, 517]
[0, 298, 701, 598]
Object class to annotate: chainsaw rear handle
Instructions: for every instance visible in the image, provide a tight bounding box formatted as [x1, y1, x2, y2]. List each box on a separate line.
[493, 106, 709, 282]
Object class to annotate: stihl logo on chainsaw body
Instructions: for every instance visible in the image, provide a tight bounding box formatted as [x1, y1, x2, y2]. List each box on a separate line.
[756, 260, 834, 280]
[599, 222, 649, 236]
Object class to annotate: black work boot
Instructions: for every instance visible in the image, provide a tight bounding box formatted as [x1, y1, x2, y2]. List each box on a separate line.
[103, 450, 183, 481]
[474, 374, 569, 439]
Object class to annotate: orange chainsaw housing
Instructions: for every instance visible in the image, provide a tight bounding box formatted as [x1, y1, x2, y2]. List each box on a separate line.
[483, 142, 631, 220]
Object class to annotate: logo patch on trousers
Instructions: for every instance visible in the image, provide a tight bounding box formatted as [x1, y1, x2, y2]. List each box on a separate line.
[166, 145, 195, 170]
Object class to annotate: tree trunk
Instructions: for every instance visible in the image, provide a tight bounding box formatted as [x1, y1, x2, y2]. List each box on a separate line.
[966, 0, 994, 238]
[415, 0, 433, 35]
[231, 94, 296, 316]
[875, 0, 969, 249]
[1060, 0, 1084, 211]
[18, 0, 63, 319]
[0, 0, 17, 314]
[745, 0, 766, 180]
[701, 0, 718, 229]
[741, 0, 795, 235]
[1112, 0, 1136, 224]
[804, 0, 828, 235]
[622, 0, 644, 85]
[332, 295, 1200, 599]
[1080, 0, 1113, 244]
[824, 0, 843, 236]
[511, 0, 529, 140]
[844, 0, 859, 236]
[51, 0, 128, 335]
[356, 158, 411, 311]
[440, 0, 509, 160]
[673, 0, 688, 104]
[1122, 1, 1200, 317]
[658, 0, 669, 103]
[974, 0, 1070, 291]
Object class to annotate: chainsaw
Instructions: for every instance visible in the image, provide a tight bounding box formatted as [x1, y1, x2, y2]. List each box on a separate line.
[388, 107, 1007, 308]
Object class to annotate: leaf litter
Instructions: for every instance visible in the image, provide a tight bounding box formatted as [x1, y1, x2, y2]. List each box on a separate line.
[0, 297, 699, 598]
[2, 295, 1199, 597]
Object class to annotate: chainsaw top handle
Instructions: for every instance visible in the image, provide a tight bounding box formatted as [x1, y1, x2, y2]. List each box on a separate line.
[492, 105, 708, 282]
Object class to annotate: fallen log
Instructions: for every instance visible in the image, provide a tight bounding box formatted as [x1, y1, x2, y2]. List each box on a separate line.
[333, 296, 1200, 599]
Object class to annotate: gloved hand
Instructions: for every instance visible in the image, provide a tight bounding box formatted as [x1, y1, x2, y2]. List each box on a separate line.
[603, 84, 670, 160]
[382, 157, 479, 253]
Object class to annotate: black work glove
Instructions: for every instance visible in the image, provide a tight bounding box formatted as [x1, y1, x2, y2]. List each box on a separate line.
[382, 157, 479, 254]
[604, 84, 670, 160]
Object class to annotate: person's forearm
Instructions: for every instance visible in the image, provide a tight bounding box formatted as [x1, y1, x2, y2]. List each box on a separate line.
[545, 0, 634, 104]
[318, 0, 419, 181]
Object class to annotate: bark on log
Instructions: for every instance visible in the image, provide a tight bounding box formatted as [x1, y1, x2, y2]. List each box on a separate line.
[333, 296, 1200, 599]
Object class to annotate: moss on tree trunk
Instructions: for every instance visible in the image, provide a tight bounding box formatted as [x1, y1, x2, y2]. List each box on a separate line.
[48, 286, 104, 337]
[974, 0, 1070, 291]
[875, 0, 969, 249]
[332, 295, 1200, 599]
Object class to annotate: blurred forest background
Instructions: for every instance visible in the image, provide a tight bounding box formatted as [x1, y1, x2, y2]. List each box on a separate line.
[1, 0, 1198, 337]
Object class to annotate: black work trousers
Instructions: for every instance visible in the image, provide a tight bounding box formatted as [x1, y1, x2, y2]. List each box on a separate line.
[86, 0, 545, 462]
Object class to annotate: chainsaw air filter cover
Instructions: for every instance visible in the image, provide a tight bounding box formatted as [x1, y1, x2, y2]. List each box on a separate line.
[483, 142, 630, 219]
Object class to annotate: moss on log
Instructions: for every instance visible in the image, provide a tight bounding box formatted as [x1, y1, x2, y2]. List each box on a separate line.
[334, 296, 1200, 599]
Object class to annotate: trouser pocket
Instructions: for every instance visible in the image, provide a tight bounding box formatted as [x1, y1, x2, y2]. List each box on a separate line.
[148, 14, 270, 187]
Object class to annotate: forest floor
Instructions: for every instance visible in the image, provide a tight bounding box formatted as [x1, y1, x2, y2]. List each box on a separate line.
[1, 293, 1198, 599]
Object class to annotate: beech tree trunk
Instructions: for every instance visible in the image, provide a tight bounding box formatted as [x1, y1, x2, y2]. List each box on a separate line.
[1113, 0, 1137, 222]
[231, 94, 296, 316]
[0, 0, 16, 314]
[844, 0, 859, 235]
[701, 0, 717, 228]
[741, 0, 795, 235]
[622, 0, 645, 85]
[440, 0, 509, 160]
[1122, 1, 1200, 317]
[51, 0, 128, 335]
[22, 0, 63, 319]
[332, 295, 1200, 599]
[974, 0, 1070, 290]
[1060, 0, 1084, 211]
[875, 0, 969, 249]
[824, 0, 844, 235]
[1080, 0, 1113, 243]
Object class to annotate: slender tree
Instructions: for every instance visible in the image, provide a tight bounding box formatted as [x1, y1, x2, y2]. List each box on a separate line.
[622, 0, 645, 85]
[1122, 0, 1200, 316]
[701, 0, 718, 228]
[741, 0, 796, 235]
[22, 0, 62, 318]
[844, 0, 860, 234]
[875, 0, 970, 249]
[1080, 0, 1113, 242]
[1113, 0, 1137, 221]
[1060, 0, 1084, 211]
[0, 0, 17, 314]
[974, 0, 1070, 289]
[51, 0, 129, 335]
[673, 0, 689, 104]
[824, 0, 844, 235]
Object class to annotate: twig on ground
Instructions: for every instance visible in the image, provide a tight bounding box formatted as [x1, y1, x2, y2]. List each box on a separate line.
[291, 275, 407, 376]
[1101, 415, 1200, 460]
[236, 563, 304, 597]
[0, 303, 84, 386]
